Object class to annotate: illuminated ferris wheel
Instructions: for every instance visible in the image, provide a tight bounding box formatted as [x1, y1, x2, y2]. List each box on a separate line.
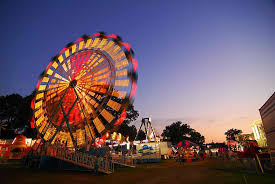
[31, 33, 138, 148]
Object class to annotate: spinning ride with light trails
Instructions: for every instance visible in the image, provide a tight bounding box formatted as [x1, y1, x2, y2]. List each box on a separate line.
[31, 33, 138, 149]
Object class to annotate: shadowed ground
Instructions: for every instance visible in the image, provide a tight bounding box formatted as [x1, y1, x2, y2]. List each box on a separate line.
[1, 160, 275, 184]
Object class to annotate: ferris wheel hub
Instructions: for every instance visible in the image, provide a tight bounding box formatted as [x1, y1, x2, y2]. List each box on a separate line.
[69, 79, 77, 88]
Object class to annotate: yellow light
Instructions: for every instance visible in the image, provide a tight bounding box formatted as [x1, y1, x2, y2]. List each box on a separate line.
[85, 39, 92, 48]
[72, 44, 77, 53]
[65, 49, 70, 58]
[115, 59, 129, 70]
[42, 77, 49, 83]
[115, 80, 129, 87]
[112, 90, 126, 99]
[91, 38, 99, 48]
[112, 132, 117, 141]
[35, 115, 44, 126]
[97, 38, 107, 49]
[117, 133, 122, 142]
[58, 55, 64, 63]
[38, 85, 46, 91]
[116, 69, 128, 77]
[36, 93, 44, 100]
[46, 69, 53, 75]
[34, 108, 43, 118]
[62, 63, 68, 72]
[93, 117, 105, 133]
[107, 100, 121, 111]
[100, 109, 114, 123]
[79, 41, 84, 50]
[52, 62, 58, 69]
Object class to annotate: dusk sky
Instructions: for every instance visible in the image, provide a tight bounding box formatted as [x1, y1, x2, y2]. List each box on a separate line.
[0, 0, 274, 143]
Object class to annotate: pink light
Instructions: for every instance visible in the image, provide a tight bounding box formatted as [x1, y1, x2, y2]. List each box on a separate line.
[129, 82, 137, 99]
[59, 48, 67, 55]
[92, 33, 100, 37]
[107, 34, 117, 39]
[132, 58, 138, 72]
[45, 61, 53, 71]
[36, 79, 42, 90]
[75, 38, 84, 42]
[121, 42, 131, 51]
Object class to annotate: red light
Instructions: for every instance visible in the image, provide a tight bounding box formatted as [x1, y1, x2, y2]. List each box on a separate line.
[30, 117, 35, 128]
[30, 98, 35, 109]
[114, 109, 127, 125]
[75, 38, 84, 42]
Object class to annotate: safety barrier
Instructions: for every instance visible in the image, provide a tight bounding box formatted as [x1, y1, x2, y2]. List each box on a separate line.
[50, 148, 114, 174]
[111, 154, 136, 167]
[133, 151, 161, 163]
[25, 145, 114, 174]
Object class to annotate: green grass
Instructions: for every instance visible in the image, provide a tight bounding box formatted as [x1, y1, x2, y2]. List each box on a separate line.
[1, 159, 275, 184]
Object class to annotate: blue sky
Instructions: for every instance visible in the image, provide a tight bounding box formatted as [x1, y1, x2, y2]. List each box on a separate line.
[0, 0, 274, 142]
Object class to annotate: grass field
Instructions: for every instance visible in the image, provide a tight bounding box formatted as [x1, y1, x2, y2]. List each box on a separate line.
[1, 159, 275, 184]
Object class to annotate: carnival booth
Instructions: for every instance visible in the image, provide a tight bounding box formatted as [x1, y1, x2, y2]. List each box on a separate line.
[133, 140, 161, 163]
[0, 139, 12, 158]
[0, 136, 34, 159]
[9, 135, 31, 159]
[176, 140, 201, 162]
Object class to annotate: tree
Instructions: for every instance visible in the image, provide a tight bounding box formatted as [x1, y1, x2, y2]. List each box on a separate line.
[225, 128, 242, 141]
[0, 94, 23, 138]
[0, 121, 7, 137]
[19, 91, 36, 138]
[118, 123, 137, 141]
[161, 121, 192, 144]
[117, 104, 139, 141]
[189, 131, 205, 145]
[0, 91, 36, 139]
[121, 103, 139, 125]
[136, 129, 146, 140]
[161, 121, 205, 145]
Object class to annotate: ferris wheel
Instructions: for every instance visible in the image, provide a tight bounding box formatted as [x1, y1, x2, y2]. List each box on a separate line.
[31, 33, 138, 148]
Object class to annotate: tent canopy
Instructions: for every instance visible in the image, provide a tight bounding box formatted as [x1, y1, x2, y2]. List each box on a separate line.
[177, 140, 198, 148]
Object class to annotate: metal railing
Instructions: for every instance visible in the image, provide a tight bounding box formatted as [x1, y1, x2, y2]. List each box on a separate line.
[133, 151, 161, 159]
[111, 154, 136, 167]
[37, 145, 114, 174]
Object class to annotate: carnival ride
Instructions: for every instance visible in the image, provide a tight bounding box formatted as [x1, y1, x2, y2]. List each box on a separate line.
[133, 118, 162, 163]
[27, 32, 138, 173]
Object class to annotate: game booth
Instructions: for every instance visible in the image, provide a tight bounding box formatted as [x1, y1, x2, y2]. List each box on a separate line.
[176, 140, 203, 162]
[0, 135, 33, 159]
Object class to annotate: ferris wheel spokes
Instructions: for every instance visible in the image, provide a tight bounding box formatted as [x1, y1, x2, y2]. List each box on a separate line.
[33, 33, 138, 149]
